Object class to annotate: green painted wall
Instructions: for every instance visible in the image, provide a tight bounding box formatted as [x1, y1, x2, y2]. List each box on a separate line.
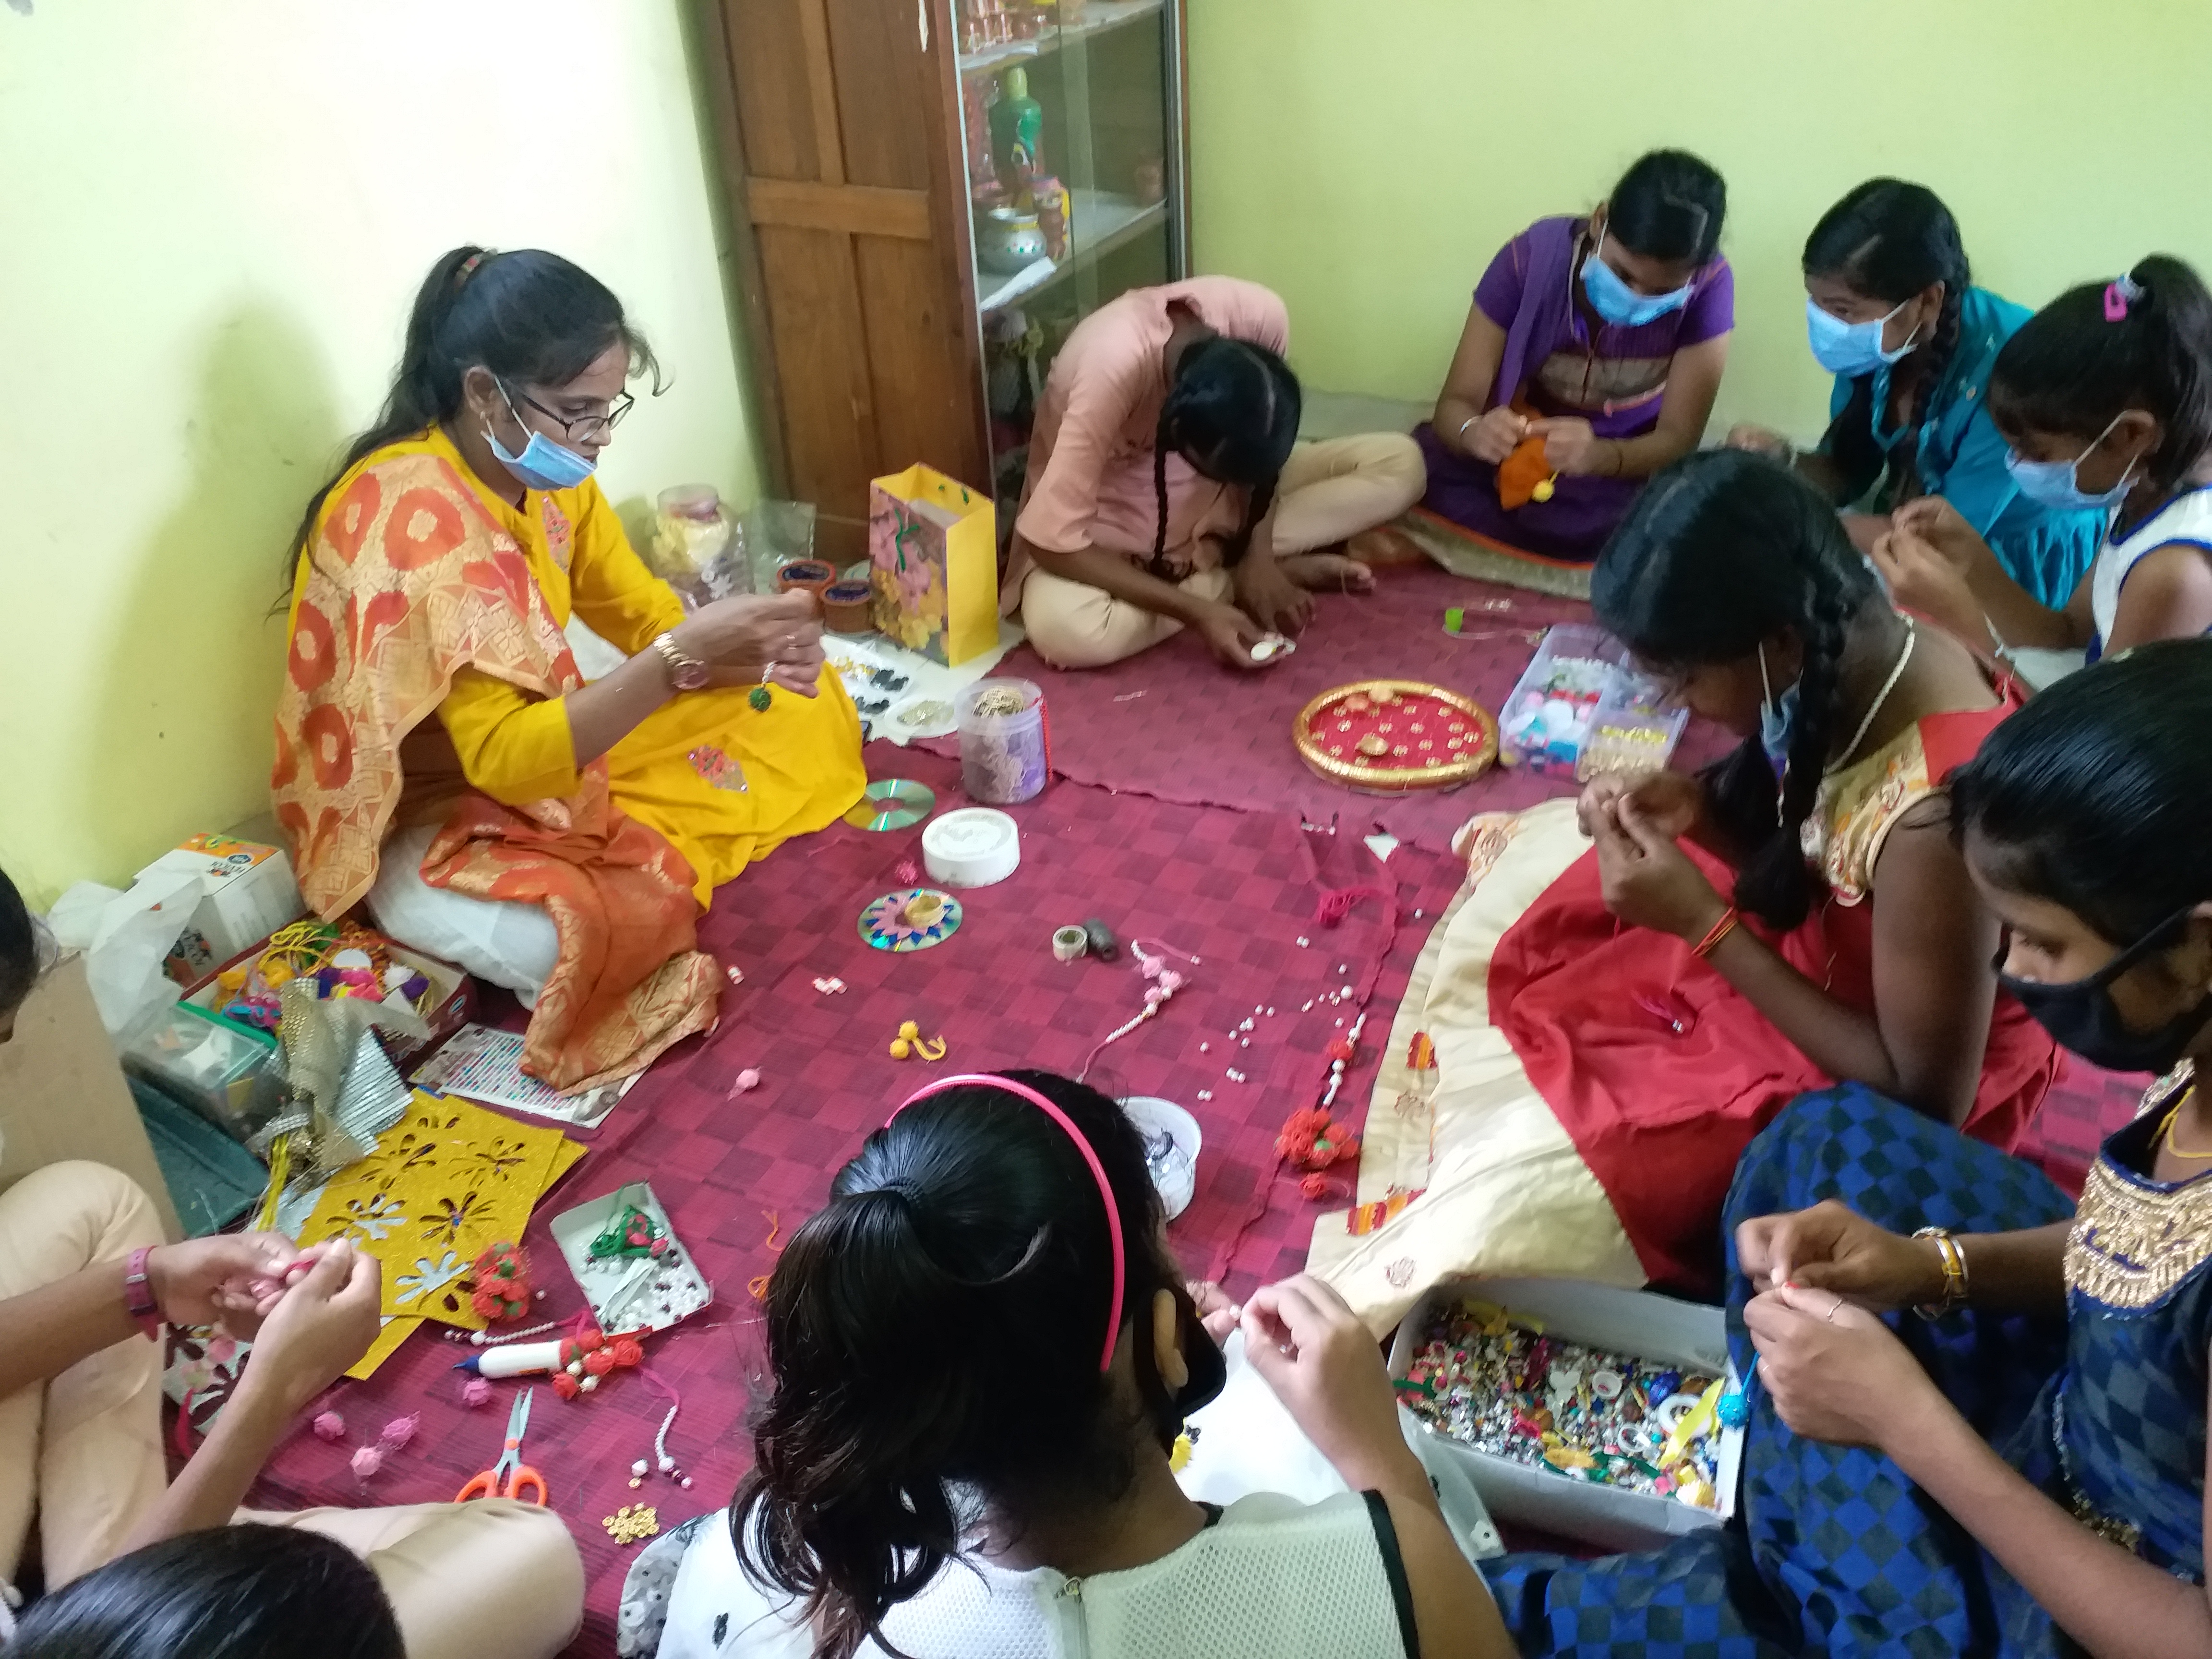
[1189, 0, 2212, 436]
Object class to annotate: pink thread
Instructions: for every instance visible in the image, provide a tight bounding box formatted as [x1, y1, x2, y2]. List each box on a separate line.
[462, 1377, 494, 1408]
[379, 1413, 419, 1449]
[312, 1410, 347, 1443]
[350, 1444, 385, 1480]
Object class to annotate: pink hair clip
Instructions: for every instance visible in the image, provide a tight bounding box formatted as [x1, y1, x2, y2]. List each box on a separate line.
[2105, 273, 2144, 321]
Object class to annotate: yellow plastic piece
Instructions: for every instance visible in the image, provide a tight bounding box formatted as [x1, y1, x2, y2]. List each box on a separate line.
[1659, 1375, 1727, 1470]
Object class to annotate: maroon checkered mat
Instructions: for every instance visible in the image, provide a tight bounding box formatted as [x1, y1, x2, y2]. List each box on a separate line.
[920, 564, 1733, 854]
[247, 748, 1461, 1655]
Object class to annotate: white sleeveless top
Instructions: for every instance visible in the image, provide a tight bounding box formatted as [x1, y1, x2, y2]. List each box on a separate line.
[657, 1491, 1417, 1659]
[2089, 484, 2212, 657]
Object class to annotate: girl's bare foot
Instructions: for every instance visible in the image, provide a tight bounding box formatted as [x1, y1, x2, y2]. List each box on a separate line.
[1277, 551, 1375, 594]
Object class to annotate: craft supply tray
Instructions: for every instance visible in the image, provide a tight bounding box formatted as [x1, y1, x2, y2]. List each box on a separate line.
[1387, 1277, 1745, 1552]
[549, 1181, 711, 1336]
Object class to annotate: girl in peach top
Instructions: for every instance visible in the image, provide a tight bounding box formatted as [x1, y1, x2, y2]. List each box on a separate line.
[1008, 277, 1425, 671]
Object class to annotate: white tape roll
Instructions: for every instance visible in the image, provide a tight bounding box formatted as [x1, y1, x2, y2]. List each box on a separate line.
[1052, 925, 1088, 962]
[921, 807, 1021, 888]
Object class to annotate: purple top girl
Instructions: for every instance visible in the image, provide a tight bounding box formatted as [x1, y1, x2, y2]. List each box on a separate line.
[1419, 150, 1736, 562]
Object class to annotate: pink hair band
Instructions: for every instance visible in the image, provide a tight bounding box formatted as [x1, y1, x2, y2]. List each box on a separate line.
[888, 1073, 1126, 1373]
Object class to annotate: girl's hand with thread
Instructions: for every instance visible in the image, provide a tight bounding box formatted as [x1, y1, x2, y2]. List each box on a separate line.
[1241, 1274, 1418, 1494]
[1736, 1199, 1946, 1310]
[1193, 602, 1267, 671]
[1724, 423, 1791, 459]
[1465, 406, 1530, 466]
[1744, 1284, 1940, 1453]
[1576, 768, 1703, 843]
[235, 1238, 384, 1417]
[1530, 416, 1601, 475]
[1232, 553, 1314, 636]
[1869, 529, 1984, 645]
[1189, 1280, 1242, 1346]
[145, 1233, 303, 1337]
[1889, 495, 1994, 576]
[1590, 793, 1727, 941]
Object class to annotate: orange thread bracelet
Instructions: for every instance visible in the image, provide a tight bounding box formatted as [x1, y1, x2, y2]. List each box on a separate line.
[1691, 906, 1740, 960]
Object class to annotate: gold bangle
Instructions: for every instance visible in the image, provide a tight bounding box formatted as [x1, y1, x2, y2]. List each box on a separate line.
[1910, 1226, 1968, 1319]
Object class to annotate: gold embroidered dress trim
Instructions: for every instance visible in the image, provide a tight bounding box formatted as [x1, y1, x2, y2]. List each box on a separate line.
[2067, 1062, 2207, 1310]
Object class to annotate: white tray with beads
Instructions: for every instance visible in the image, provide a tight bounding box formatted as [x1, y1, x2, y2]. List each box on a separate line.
[1387, 1277, 1747, 1552]
[548, 1181, 712, 1335]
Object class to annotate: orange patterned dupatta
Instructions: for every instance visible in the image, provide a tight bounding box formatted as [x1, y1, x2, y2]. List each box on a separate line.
[272, 452, 719, 1090]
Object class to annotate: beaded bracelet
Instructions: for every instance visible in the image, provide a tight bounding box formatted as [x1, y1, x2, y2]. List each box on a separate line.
[1911, 1226, 1969, 1319]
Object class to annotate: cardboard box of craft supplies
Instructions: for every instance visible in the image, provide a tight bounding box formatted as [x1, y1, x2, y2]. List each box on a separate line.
[137, 834, 307, 986]
[1388, 1277, 1746, 1552]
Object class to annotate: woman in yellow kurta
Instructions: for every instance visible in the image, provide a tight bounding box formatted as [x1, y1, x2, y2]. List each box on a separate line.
[274, 246, 864, 1088]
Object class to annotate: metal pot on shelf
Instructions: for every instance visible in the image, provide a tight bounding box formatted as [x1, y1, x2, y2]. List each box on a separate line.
[977, 204, 1048, 273]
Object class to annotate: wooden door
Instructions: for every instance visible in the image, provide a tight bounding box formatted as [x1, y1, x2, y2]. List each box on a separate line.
[699, 0, 989, 564]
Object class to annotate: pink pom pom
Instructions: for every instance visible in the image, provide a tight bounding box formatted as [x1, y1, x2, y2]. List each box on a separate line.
[350, 1444, 384, 1480]
[1157, 969, 1184, 995]
[312, 1411, 346, 1443]
[461, 1378, 493, 1408]
[379, 1413, 419, 1449]
[734, 1068, 761, 1092]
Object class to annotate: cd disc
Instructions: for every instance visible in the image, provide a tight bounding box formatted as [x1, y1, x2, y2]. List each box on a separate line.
[843, 779, 936, 832]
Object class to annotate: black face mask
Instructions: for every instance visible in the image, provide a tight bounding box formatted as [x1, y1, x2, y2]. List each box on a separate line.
[1999, 907, 2212, 1076]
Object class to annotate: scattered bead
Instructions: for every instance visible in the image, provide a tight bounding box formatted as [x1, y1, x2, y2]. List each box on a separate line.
[724, 964, 744, 987]
[632, 1458, 650, 1477]
[1197, 1089, 1213, 1101]
[603, 1504, 661, 1545]
[733, 1068, 761, 1093]
[1200, 1041, 1209, 1053]
[1297, 936, 1310, 947]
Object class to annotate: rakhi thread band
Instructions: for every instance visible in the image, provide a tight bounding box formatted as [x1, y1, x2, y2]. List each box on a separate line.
[889, 1072, 1126, 1373]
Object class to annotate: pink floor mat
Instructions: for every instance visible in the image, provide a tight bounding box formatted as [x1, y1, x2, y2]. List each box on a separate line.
[922, 564, 1733, 854]
[247, 748, 1459, 1655]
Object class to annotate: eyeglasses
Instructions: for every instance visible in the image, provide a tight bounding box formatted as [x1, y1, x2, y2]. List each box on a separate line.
[505, 381, 634, 445]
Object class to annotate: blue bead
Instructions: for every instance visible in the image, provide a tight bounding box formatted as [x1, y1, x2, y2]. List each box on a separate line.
[1717, 1391, 1750, 1428]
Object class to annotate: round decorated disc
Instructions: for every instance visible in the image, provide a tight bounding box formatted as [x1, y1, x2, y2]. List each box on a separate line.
[858, 888, 964, 951]
[843, 779, 937, 832]
[1293, 680, 1499, 795]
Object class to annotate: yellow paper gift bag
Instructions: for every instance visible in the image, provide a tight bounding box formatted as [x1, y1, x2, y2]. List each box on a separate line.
[868, 465, 998, 667]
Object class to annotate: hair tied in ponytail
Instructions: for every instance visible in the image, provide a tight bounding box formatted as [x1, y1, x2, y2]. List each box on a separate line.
[2106, 271, 2146, 321]
[456, 250, 494, 287]
[889, 1072, 1127, 1373]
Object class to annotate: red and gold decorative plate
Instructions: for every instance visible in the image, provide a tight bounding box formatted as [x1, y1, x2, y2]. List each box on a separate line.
[1294, 680, 1499, 795]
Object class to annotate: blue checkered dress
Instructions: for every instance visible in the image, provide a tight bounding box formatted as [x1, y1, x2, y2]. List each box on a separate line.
[1481, 1080, 2205, 1658]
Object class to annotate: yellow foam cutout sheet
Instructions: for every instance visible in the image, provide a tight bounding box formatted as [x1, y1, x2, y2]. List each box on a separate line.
[344, 1130, 588, 1381]
[303, 1091, 582, 1332]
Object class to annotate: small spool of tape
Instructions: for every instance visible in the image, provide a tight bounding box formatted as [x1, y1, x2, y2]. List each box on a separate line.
[1052, 924, 1089, 963]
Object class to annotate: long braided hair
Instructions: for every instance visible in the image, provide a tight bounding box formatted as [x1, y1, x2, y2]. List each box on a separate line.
[1593, 449, 1882, 929]
[1803, 179, 1970, 503]
[1149, 334, 1301, 576]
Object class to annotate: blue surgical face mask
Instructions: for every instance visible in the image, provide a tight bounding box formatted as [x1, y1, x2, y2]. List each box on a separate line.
[1805, 296, 1920, 378]
[486, 383, 598, 493]
[1581, 231, 1695, 328]
[1757, 641, 1798, 784]
[2004, 414, 2136, 515]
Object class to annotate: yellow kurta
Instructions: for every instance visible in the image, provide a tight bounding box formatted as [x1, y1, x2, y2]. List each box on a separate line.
[292, 427, 865, 905]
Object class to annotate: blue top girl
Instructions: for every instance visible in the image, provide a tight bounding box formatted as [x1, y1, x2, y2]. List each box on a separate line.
[1730, 179, 2102, 607]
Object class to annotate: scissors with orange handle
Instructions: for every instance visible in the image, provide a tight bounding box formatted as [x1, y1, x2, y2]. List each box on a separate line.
[455, 1389, 548, 1506]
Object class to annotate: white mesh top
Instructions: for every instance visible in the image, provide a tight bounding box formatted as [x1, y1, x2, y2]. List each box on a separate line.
[657, 1490, 1418, 1659]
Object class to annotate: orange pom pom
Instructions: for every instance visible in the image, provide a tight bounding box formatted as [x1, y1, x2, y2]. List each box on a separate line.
[610, 1338, 645, 1369]
[577, 1329, 605, 1354]
[553, 1372, 581, 1400]
[583, 1349, 618, 1377]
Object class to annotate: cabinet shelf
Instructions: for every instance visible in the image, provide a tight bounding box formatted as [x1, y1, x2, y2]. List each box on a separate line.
[958, 0, 1166, 76]
[975, 188, 1167, 313]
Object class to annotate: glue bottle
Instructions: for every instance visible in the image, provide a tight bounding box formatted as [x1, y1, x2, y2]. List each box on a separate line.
[453, 1339, 566, 1378]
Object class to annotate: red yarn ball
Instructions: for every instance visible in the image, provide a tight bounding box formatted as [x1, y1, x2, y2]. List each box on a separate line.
[610, 1338, 645, 1369]
[582, 1349, 617, 1378]
[552, 1372, 581, 1400]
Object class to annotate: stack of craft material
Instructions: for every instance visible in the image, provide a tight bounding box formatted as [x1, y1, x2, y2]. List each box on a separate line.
[277, 1090, 583, 1378]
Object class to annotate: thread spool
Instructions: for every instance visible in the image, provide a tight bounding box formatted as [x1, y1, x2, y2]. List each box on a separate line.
[820, 579, 875, 635]
[1052, 924, 1089, 962]
[774, 559, 835, 599]
[956, 678, 1048, 805]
